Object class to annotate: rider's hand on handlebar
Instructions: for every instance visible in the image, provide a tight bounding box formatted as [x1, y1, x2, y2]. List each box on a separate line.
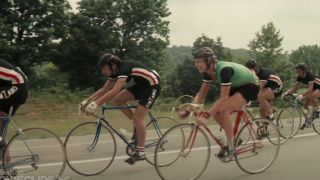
[178, 110, 191, 120]
[84, 101, 98, 115]
[296, 94, 304, 103]
[280, 92, 288, 100]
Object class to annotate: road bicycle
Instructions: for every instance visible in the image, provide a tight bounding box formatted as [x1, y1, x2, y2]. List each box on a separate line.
[64, 105, 177, 176]
[0, 107, 66, 180]
[280, 94, 320, 137]
[246, 100, 294, 144]
[154, 103, 280, 180]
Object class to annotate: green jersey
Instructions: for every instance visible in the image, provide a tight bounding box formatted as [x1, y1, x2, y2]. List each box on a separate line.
[203, 61, 259, 87]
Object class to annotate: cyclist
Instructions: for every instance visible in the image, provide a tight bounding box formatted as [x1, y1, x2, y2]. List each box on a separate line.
[245, 59, 283, 119]
[282, 63, 320, 128]
[179, 47, 259, 159]
[81, 53, 161, 164]
[0, 58, 29, 162]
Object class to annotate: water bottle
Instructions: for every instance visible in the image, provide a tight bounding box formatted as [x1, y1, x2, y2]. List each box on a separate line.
[119, 128, 130, 141]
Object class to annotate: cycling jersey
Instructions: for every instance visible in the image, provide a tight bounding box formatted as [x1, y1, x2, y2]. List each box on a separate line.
[203, 61, 259, 87]
[108, 61, 160, 86]
[257, 68, 282, 87]
[0, 59, 28, 115]
[108, 61, 161, 109]
[0, 59, 27, 85]
[296, 71, 320, 90]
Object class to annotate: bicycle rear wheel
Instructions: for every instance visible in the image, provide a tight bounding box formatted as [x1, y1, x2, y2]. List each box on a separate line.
[275, 107, 295, 143]
[4, 128, 66, 179]
[154, 123, 210, 180]
[64, 121, 116, 176]
[312, 116, 320, 134]
[234, 118, 280, 174]
[144, 116, 178, 165]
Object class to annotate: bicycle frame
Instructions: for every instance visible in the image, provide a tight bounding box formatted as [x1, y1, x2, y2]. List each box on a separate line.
[0, 109, 39, 170]
[88, 105, 165, 151]
[181, 109, 255, 157]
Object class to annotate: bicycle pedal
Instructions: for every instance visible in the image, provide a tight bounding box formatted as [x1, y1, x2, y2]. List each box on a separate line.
[124, 158, 135, 165]
[215, 154, 234, 163]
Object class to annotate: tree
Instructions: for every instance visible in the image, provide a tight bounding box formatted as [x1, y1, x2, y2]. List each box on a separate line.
[58, 0, 170, 89]
[0, 0, 71, 72]
[193, 34, 232, 61]
[289, 45, 320, 75]
[248, 22, 284, 68]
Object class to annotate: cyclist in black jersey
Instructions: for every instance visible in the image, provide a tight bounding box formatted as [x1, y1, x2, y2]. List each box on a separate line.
[81, 53, 161, 163]
[245, 59, 283, 119]
[0, 58, 29, 161]
[282, 63, 320, 121]
[179, 47, 259, 159]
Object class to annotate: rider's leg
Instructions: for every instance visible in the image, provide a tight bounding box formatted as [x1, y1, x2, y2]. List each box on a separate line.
[112, 90, 135, 122]
[132, 105, 149, 150]
[306, 89, 320, 108]
[211, 93, 247, 152]
[258, 88, 275, 118]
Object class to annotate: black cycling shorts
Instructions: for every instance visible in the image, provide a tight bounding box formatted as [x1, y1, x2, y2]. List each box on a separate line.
[230, 83, 259, 102]
[265, 81, 283, 98]
[0, 84, 28, 115]
[126, 84, 161, 109]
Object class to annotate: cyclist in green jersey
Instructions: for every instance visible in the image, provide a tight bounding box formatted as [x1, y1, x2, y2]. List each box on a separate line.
[179, 47, 259, 159]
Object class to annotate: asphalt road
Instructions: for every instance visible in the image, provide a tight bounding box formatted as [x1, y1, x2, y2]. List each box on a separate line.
[59, 127, 320, 180]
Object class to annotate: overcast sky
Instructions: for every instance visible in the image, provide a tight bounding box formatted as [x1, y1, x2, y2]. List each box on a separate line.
[69, 0, 320, 51]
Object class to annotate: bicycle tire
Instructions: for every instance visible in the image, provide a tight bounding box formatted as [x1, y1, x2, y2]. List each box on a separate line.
[287, 105, 302, 138]
[4, 128, 66, 179]
[64, 121, 116, 176]
[312, 116, 320, 134]
[234, 118, 280, 174]
[275, 107, 295, 144]
[154, 123, 210, 180]
[144, 116, 178, 165]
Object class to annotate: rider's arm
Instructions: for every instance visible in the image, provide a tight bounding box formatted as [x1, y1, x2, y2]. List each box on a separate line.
[285, 83, 300, 94]
[194, 82, 211, 104]
[259, 80, 267, 91]
[87, 79, 115, 102]
[95, 78, 126, 106]
[302, 81, 314, 97]
[214, 67, 233, 105]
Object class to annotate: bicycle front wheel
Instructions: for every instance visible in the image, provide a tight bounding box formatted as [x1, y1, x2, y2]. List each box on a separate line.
[235, 118, 280, 174]
[144, 116, 178, 165]
[286, 105, 302, 138]
[64, 121, 116, 176]
[154, 123, 210, 180]
[4, 128, 66, 179]
[275, 107, 295, 143]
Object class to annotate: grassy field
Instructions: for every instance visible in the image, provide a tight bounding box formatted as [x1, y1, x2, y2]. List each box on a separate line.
[7, 93, 271, 140]
[7, 94, 181, 139]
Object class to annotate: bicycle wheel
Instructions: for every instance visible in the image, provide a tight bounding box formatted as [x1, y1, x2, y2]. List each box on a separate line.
[154, 123, 210, 180]
[312, 116, 320, 134]
[3, 128, 66, 179]
[144, 116, 178, 165]
[64, 121, 116, 176]
[234, 118, 280, 174]
[275, 107, 295, 143]
[287, 105, 302, 137]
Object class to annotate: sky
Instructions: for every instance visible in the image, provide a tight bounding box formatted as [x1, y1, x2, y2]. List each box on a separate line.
[68, 0, 320, 52]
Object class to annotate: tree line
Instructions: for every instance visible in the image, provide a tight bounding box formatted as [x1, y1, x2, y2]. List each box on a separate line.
[1, 0, 320, 100]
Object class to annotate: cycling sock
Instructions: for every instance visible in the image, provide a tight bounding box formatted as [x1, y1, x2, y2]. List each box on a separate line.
[227, 138, 234, 153]
[136, 146, 145, 156]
